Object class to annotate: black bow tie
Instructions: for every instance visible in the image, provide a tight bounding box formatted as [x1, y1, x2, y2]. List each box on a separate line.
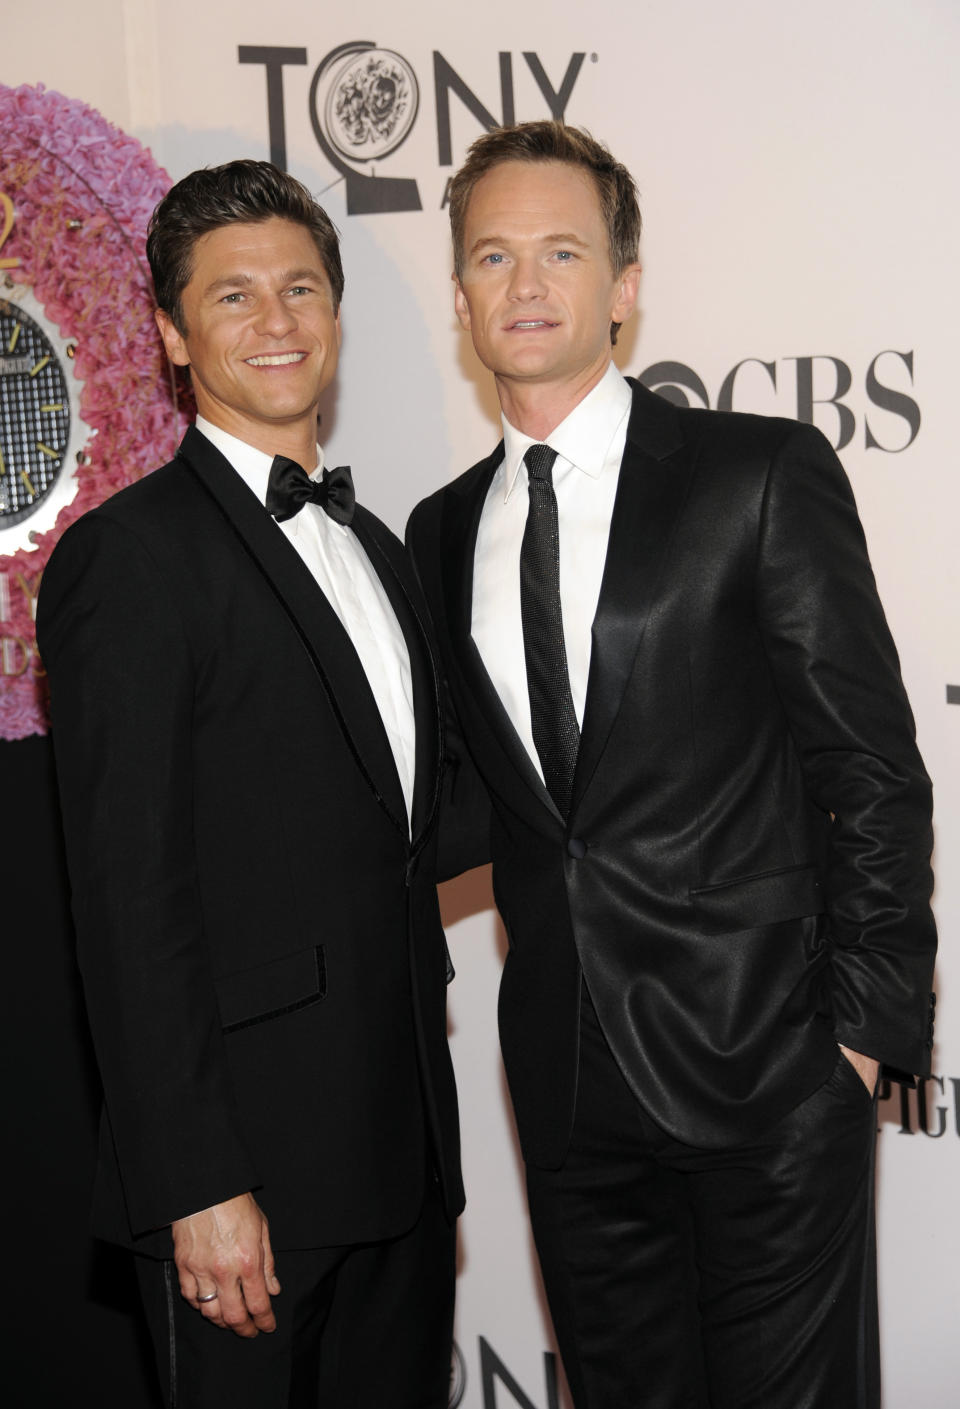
[266, 456, 355, 526]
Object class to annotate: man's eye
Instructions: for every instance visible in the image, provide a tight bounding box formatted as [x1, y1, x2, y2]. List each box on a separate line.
[555, 250, 573, 261]
[288, 286, 312, 296]
[483, 253, 504, 266]
[221, 292, 245, 304]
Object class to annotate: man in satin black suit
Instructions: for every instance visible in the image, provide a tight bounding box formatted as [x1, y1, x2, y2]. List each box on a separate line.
[38, 162, 462, 1409]
[407, 122, 937, 1409]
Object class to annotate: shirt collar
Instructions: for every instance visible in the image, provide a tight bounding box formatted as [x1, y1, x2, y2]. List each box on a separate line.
[195, 416, 324, 508]
[499, 362, 632, 502]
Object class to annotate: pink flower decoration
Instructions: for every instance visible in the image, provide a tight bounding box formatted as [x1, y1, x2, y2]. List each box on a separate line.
[0, 83, 185, 739]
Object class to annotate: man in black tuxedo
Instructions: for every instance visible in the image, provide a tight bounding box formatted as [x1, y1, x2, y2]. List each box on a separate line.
[38, 161, 462, 1409]
[407, 123, 937, 1408]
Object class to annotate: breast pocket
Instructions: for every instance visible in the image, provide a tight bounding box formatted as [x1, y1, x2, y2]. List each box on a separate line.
[215, 944, 326, 1034]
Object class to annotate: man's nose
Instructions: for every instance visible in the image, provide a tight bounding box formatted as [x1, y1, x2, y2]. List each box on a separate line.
[254, 292, 298, 336]
[507, 256, 548, 301]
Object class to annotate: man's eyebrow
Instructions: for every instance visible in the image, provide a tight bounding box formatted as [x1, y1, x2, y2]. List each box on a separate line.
[280, 267, 328, 285]
[202, 267, 326, 297]
[468, 232, 591, 256]
[203, 271, 255, 297]
[541, 232, 590, 248]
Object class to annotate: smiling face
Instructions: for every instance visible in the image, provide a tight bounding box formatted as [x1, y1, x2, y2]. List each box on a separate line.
[156, 216, 341, 459]
[454, 160, 640, 427]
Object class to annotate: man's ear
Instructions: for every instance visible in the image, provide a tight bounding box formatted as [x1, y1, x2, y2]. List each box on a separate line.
[155, 307, 190, 367]
[611, 263, 642, 327]
[453, 274, 472, 332]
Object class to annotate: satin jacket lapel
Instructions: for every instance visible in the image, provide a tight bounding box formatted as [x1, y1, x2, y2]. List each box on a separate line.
[351, 507, 441, 850]
[441, 447, 562, 825]
[178, 427, 408, 836]
[573, 382, 693, 811]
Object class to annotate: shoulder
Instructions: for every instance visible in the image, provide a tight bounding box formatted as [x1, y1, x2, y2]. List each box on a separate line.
[622, 381, 858, 538]
[626, 377, 824, 464]
[39, 446, 235, 640]
[56, 455, 195, 548]
[684, 406, 832, 467]
[407, 444, 502, 543]
[43, 457, 179, 572]
[37, 460, 194, 657]
[638, 389, 847, 508]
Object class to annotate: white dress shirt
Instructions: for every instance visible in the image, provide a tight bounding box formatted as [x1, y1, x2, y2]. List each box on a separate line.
[471, 363, 632, 783]
[196, 417, 416, 829]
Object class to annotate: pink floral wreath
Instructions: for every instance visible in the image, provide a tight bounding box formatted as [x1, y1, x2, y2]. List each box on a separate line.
[0, 83, 180, 739]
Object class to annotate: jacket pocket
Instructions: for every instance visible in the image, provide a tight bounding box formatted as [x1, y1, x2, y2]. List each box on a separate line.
[215, 944, 326, 1033]
[690, 864, 824, 933]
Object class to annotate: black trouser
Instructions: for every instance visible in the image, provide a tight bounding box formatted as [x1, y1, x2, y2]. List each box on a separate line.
[135, 1177, 455, 1409]
[526, 994, 880, 1409]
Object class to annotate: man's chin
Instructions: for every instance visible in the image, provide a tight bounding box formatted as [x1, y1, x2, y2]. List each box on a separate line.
[247, 395, 325, 426]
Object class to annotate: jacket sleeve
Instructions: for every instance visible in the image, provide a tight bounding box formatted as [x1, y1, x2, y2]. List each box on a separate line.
[435, 691, 493, 883]
[406, 499, 492, 882]
[37, 513, 259, 1235]
[755, 423, 936, 1076]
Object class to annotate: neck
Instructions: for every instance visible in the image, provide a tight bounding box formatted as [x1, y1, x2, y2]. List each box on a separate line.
[197, 406, 320, 471]
[495, 359, 611, 441]
[257, 427, 320, 471]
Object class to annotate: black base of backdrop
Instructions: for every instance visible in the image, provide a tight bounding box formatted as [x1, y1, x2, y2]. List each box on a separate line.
[5, 734, 160, 1407]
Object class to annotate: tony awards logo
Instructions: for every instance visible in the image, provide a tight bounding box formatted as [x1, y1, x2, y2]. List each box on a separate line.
[310, 42, 422, 214]
[242, 41, 591, 213]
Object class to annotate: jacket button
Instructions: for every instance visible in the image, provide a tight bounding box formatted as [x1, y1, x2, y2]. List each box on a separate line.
[567, 838, 587, 859]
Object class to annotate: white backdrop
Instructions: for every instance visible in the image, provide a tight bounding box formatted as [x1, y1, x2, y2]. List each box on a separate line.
[6, 1, 958, 1404]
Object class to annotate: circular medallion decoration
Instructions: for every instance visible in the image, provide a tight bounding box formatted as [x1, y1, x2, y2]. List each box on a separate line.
[0, 83, 179, 739]
[323, 48, 420, 164]
[0, 285, 88, 531]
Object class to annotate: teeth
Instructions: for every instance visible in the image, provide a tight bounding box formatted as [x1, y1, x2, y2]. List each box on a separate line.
[514, 321, 549, 329]
[245, 352, 306, 366]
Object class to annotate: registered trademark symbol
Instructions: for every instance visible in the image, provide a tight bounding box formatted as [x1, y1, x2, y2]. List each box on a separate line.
[590, 53, 598, 62]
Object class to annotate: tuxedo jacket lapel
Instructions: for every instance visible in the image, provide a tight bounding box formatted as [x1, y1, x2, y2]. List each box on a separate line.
[178, 427, 408, 837]
[573, 382, 693, 811]
[351, 507, 442, 850]
[440, 446, 563, 826]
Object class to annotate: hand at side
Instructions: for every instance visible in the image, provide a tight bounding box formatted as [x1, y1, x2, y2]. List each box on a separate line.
[838, 1045, 881, 1096]
[172, 1192, 281, 1337]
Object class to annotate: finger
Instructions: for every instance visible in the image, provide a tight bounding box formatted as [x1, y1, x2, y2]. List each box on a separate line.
[181, 1279, 227, 1329]
[240, 1268, 277, 1334]
[198, 1291, 230, 1331]
[261, 1220, 282, 1297]
[217, 1277, 259, 1339]
[178, 1273, 204, 1312]
[177, 1265, 225, 1319]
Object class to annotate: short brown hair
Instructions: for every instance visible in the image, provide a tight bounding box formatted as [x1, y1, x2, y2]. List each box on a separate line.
[448, 122, 640, 345]
[147, 160, 344, 335]
[449, 121, 641, 280]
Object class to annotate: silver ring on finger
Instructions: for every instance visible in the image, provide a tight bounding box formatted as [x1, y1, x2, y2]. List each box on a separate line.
[197, 1291, 219, 1304]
